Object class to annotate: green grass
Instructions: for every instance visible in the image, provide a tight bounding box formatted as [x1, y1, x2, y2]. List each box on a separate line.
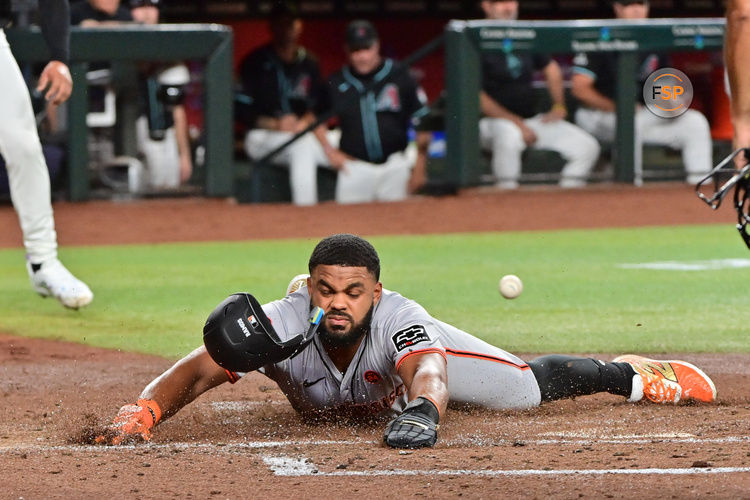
[0, 225, 747, 359]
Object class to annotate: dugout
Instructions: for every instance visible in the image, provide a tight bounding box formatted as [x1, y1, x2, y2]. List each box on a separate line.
[443, 17, 727, 188]
[4, 1, 732, 202]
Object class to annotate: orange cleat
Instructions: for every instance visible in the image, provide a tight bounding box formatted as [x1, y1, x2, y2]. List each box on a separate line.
[613, 354, 717, 404]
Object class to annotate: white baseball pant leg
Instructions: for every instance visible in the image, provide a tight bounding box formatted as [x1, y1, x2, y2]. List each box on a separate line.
[575, 107, 712, 185]
[436, 319, 542, 410]
[336, 145, 415, 204]
[136, 115, 180, 189]
[244, 129, 329, 206]
[575, 107, 644, 185]
[479, 117, 524, 188]
[0, 30, 57, 264]
[525, 114, 601, 187]
[374, 144, 416, 201]
[636, 108, 712, 184]
[335, 160, 378, 204]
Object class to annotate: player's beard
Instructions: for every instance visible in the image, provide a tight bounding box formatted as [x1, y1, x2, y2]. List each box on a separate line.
[317, 304, 374, 348]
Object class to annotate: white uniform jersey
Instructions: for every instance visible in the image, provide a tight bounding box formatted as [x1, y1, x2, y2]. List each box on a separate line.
[228, 287, 541, 418]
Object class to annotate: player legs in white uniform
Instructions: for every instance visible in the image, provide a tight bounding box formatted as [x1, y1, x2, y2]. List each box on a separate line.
[479, 115, 600, 189]
[575, 107, 712, 185]
[0, 29, 92, 309]
[335, 144, 416, 204]
[244, 129, 333, 206]
[437, 319, 542, 409]
[136, 116, 180, 189]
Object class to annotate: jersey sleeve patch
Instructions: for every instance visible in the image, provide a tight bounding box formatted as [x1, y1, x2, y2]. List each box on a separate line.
[392, 325, 430, 351]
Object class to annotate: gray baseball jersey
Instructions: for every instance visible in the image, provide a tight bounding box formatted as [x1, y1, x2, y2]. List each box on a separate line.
[227, 287, 541, 418]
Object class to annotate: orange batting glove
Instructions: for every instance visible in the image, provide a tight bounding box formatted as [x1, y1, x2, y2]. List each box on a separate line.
[95, 398, 162, 445]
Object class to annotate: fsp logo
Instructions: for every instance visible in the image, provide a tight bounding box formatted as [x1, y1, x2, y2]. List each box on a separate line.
[643, 67, 693, 118]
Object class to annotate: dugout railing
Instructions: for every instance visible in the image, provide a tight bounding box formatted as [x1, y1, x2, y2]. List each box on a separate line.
[444, 18, 726, 188]
[7, 24, 234, 201]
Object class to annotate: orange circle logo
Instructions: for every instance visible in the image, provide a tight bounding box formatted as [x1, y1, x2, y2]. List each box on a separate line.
[643, 67, 694, 118]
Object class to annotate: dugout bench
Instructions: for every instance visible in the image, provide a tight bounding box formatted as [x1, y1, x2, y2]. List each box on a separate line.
[444, 18, 726, 188]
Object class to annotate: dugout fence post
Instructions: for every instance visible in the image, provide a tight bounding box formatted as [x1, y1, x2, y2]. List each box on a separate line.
[444, 21, 481, 187]
[615, 53, 638, 184]
[203, 30, 235, 197]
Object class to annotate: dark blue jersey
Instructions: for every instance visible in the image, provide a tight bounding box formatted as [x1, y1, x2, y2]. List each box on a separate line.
[326, 59, 428, 164]
[481, 51, 551, 119]
[237, 44, 326, 127]
[572, 51, 668, 105]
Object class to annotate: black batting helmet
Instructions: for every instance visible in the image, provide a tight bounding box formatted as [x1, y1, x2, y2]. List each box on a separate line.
[203, 293, 322, 372]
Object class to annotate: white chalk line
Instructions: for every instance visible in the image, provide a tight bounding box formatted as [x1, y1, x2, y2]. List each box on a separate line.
[262, 456, 750, 477]
[210, 401, 287, 411]
[617, 258, 750, 271]
[443, 435, 750, 446]
[0, 439, 364, 454]
[531, 437, 749, 445]
[1, 434, 748, 454]
[540, 431, 696, 439]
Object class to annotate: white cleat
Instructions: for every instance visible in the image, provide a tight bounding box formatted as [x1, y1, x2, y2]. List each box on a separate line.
[286, 273, 310, 296]
[27, 259, 94, 310]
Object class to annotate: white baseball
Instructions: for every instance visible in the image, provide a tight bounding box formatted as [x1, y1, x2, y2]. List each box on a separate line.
[499, 274, 523, 299]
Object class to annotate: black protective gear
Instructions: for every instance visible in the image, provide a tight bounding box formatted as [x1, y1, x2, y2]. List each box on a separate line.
[203, 292, 323, 373]
[383, 396, 440, 449]
[695, 148, 750, 249]
[528, 354, 635, 401]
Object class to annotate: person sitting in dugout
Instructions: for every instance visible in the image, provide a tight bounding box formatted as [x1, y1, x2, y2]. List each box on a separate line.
[95, 233, 717, 449]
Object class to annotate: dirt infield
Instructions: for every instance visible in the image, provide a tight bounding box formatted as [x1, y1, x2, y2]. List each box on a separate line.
[1, 185, 748, 498]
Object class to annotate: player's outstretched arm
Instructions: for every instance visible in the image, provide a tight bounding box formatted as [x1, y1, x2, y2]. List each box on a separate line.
[96, 346, 230, 445]
[384, 351, 448, 449]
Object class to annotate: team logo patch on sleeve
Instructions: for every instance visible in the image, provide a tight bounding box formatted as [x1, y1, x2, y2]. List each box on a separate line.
[392, 325, 430, 351]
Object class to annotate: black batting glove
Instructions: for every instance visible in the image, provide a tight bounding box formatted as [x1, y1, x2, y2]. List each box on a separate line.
[383, 396, 440, 449]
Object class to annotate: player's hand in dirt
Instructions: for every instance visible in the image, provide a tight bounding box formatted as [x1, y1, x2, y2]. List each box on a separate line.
[383, 396, 439, 449]
[94, 399, 162, 445]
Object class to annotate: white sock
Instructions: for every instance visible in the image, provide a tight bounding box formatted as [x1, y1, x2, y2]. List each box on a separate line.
[628, 374, 644, 402]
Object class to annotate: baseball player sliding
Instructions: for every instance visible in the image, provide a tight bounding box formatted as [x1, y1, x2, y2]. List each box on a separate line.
[0, 0, 93, 309]
[97, 234, 716, 449]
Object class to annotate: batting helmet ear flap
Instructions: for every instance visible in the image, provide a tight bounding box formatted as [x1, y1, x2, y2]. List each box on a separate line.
[203, 293, 323, 372]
